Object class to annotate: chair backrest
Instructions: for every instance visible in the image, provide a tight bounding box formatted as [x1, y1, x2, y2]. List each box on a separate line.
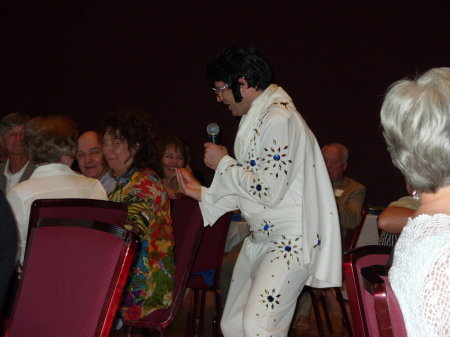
[28, 198, 128, 228]
[123, 196, 205, 331]
[360, 265, 407, 337]
[7, 199, 137, 337]
[344, 206, 368, 253]
[189, 211, 232, 288]
[343, 245, 391, 337]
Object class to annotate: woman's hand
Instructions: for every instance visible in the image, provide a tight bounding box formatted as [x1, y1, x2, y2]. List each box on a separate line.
[176, 168, 202, 201]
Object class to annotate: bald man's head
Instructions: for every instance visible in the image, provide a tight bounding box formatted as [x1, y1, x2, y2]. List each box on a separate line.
[76, 131, 107, 179]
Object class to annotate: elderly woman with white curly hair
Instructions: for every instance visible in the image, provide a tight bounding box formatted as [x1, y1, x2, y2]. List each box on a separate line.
[380, 67, 450, 337]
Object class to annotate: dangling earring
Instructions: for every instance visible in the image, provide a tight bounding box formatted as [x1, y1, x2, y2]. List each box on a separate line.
[412, 190, 420, 200]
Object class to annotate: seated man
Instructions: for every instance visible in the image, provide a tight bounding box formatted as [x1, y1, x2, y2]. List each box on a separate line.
[322, 142, 366, 249]
[0, 113, 35, 194]
[76, 131, 116, 194]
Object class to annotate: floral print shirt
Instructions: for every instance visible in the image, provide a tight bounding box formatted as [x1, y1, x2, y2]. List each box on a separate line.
[109, 167, 174, 320]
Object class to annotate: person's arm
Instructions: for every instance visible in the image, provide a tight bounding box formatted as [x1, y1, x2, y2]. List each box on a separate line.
[377, 206, 415, 234]
[337, 185, 366, 229]
[6, 189, 27, 265]
[177, 167, 238, 226]
[0, 192, 17, 307]
[205, 108, 301, 209]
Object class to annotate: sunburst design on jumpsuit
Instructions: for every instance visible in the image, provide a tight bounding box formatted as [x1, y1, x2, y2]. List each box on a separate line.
[258, 219, 275, 237]
[245, 128, 260, 170]
[313, 233, 322, 248]
[249, 177, 269, 198]
[259, 288, 281, 310]
[222, 162, 241, 175]
[261, 139, 292, 178]
[269, 236, 302, 269]
[245, 156, 260, 171]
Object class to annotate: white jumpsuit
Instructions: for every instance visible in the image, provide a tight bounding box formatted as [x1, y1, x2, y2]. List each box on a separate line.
[200, 84, 342, 337]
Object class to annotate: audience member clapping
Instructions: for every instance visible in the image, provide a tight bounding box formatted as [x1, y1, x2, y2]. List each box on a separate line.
[381, 67, 450, 336]
[6, 115, 107, 265]
[103, 109, 174, 321]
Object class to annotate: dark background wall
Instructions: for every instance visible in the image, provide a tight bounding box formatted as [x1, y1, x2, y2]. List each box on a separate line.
[2, 2, 449, 205]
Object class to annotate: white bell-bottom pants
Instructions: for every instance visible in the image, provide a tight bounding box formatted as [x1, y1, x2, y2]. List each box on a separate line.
[221, 235, 310, 337]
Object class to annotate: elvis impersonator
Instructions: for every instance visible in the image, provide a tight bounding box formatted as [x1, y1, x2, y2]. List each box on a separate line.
[177, 45, 341, 337]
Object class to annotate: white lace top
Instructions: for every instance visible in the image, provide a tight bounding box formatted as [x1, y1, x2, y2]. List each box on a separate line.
[389, 213, 450, 337]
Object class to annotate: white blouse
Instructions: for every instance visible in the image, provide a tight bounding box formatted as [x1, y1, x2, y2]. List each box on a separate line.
[389, 213, 450, 337]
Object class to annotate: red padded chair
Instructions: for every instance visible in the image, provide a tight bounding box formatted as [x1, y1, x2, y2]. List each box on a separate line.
[27, 198, 128, 229]
[343, 245, 392, 337]
[360, 265, 407, 337]
[187, 211, 232, 337]
[124, 196, 205, 337]
[6, 198, 137, 337]
[344, 206, 369, 254]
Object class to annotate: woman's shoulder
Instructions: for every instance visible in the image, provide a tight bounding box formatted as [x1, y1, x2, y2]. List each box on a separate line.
[131, 168, 161, 183]
[130, 168, 166, 192]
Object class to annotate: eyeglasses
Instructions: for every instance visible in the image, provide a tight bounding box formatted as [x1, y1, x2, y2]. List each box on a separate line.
[212, 84, 230, 95]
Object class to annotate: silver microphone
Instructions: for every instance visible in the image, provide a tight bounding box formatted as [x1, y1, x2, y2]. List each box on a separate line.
[206, 123, 220, 144]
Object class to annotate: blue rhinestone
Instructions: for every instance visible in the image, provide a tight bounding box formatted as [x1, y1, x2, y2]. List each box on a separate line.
[250, 159, 256, 166]
[284, 245, 292, 252]
[273, 154, 281, 161]
[317, 240, 321, 245]
[267, 296, 274, 302]
[263, 224, 269, 231]
[256, 184, 262, 191]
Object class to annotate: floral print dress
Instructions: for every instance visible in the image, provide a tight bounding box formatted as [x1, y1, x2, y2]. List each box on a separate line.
[109, 167, 174, 320]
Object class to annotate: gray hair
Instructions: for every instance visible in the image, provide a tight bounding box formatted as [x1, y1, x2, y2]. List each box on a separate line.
[380, 67, 450, 193]
[0, 113, 30, 135]
[321, 142, 349, 163]
[25, 115, 78, 164]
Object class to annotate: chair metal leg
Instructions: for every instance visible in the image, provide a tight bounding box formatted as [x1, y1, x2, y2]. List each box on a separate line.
[319, 291, 334, 333]
[193, 288, 202, 336]
[214, 288, 223, 337]
[309, 289, 326, 337]
[334, 287, 354, 337]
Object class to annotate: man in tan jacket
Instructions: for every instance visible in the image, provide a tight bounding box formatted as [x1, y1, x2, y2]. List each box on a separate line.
[322, 142, 366, 250]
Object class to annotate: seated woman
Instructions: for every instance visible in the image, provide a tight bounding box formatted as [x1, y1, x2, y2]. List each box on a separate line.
[380, 67, 449, 336]
[7, 115, 107, 266]
[158, 136, 198, 198]
[103, 110, 174, 321]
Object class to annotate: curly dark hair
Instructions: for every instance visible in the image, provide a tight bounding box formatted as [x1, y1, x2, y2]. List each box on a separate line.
[103, 108, 158, 171]
[206, 44, 273, 102]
